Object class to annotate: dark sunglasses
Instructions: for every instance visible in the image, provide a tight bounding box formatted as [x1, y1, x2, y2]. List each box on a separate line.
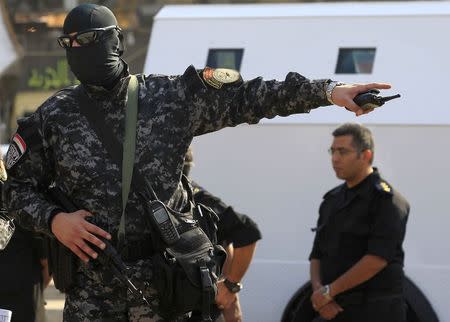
[57, 25, 121, 49]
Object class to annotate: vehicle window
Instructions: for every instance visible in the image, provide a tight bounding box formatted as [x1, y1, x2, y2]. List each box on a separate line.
[206, 49, 244, 71]
[335, 48, 376, 74]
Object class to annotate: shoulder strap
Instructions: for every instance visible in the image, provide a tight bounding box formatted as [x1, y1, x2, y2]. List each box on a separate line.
[119, 75, 139, 240]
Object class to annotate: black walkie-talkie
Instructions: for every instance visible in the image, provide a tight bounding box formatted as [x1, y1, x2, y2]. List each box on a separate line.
[140, 180, 180, 246]
[147, 200, 180, 245]
[353, 89, 401, 110]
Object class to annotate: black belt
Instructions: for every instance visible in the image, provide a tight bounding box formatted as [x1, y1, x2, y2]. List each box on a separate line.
[336, 291, 403, 307]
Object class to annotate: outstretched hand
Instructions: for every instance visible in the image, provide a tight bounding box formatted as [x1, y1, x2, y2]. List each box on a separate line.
[51, 211, 112, 263]
[331, 83, 392, 116]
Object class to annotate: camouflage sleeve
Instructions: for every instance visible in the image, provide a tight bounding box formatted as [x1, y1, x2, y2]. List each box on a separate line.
[181, 65, 332, 136]
[5, 111, 59, 235]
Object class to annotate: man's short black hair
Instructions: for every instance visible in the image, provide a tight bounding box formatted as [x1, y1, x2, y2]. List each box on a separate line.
[332, 123, 374, 163]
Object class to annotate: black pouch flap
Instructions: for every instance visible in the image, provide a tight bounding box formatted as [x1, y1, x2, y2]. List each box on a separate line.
[166, 227, 213, 287]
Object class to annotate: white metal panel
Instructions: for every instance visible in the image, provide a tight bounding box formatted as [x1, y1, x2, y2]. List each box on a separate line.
[155, 2, 450, 19]
[0, 8, 17, 75]
[144, 4, 450, 124]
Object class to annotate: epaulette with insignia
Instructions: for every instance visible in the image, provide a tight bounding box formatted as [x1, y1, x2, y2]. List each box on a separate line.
[375, 180, 393, 195]
[202, 67, 240, 89]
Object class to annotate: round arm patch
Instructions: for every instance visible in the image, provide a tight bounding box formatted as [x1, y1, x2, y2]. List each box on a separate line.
[202, 67, 240, 89]
[6, 133, 27, 170]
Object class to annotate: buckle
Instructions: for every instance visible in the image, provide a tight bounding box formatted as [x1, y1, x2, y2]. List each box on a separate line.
[199, 266, 213, 291]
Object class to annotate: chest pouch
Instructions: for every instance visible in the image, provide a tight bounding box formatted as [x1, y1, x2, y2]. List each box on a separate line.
[151, 223, 226, 321]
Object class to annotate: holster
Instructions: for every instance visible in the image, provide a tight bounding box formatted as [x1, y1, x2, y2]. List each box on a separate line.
[151, 219, 226, 321]
[139, 176, 226, 320]
[46, 235, 77, 292]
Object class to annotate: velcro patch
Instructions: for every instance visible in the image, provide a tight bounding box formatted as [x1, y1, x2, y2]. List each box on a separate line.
[5, 133, 27, 170]
[213, 68, 240, 84]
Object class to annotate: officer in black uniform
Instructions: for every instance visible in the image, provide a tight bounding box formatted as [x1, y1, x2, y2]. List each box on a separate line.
[183, 148, 261, 322]
[309, 123, 409, 322]
[0, 152, 50, 322]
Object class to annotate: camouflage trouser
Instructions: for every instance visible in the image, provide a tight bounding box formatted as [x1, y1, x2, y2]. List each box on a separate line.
[63, 258, 188, 322]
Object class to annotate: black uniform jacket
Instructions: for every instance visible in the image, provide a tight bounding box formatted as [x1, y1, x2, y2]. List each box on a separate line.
[192, 181, 261, 247]
[309, 169, 409, 296]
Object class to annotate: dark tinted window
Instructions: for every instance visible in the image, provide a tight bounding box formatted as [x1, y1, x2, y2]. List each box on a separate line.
[206, 49, 244, 71]
[335, 48, 376, 74]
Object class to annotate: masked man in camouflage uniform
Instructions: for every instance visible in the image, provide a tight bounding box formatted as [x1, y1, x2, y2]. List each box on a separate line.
[5, 3, 392, 322]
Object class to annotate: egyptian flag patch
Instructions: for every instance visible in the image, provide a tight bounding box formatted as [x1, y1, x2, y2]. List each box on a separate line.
[6, 133, 27, 170]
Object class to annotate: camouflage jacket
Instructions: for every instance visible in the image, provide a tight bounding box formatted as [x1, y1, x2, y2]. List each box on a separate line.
[5, 66, 331, 238]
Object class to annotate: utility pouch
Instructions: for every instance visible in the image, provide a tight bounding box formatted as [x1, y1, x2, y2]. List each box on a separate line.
[47, 236, 77, 292]
[152, 225, 226, 321]
[0, 211, 15, 251]
[144, 176, 226, 320]
[45, 186, 82, 292]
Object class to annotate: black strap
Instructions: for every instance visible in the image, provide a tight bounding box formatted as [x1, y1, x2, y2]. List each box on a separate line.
[335, 290, 403, 306]
[198, 260, 213, 322]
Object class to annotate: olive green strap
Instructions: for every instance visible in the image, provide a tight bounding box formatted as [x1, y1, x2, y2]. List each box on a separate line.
[118, 75, 139, 241]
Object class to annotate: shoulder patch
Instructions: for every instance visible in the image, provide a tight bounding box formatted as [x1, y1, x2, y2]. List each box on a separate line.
[375, 181, 393, 195]
[202, 67, 240, 89]
[5, 133, 27, 170]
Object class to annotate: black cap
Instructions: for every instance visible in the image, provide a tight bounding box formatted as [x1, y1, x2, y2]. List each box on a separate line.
[63, 4, 118, 34]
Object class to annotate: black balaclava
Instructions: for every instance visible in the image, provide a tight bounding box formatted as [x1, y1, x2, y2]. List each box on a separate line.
[63, 3, 125, 88]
